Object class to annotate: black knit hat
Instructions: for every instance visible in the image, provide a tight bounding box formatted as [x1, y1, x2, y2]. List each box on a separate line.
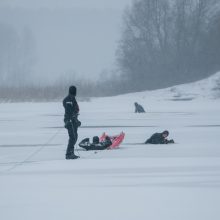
[93, 136, 99, 144]
[162, 130, 169, 136]
[69, 85, 77, 96]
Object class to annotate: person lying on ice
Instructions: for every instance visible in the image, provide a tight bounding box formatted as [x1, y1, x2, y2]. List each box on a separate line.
[134, 102, 145, 113]
[145, 130, 174, 144]
[79, 136, 112, 151]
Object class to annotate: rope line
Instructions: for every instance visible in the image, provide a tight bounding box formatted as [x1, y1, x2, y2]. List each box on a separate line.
[3, 127, 63, 173]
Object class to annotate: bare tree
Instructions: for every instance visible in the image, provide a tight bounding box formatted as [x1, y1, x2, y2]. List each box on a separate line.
[0, 23, 18, 86]
[0, 23, 35, 88]
[117, 0, 219, 92]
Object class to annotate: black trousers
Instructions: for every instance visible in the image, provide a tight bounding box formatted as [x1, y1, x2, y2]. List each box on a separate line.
[66, 122, 78, 155]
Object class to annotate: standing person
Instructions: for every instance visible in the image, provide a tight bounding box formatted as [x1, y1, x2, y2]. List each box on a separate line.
[63, 85, 81, 159]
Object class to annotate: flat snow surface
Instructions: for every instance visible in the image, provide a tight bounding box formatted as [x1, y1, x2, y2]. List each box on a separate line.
[1, 75, 220, 220]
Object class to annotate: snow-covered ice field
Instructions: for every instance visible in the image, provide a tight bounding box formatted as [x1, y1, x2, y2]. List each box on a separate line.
[1, 75, 220, 220]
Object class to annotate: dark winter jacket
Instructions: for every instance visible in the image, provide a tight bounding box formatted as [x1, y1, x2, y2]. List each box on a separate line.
[79, 138, 112, 151]
[135, 103, 145, 113]
[63, 94, 80, 126]
[145, 133, 168, 144]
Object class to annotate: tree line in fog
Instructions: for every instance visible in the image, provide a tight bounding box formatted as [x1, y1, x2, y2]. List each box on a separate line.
[116, 0, 220, 92]
[1, 0, 220, 101]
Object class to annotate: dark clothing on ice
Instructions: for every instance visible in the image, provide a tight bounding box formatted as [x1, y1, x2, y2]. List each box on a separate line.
[65, 120, 78, 156]
[134, 102, 145, 113]
[145, 132, 174, 144]
[63, 94, 79, 123]
[63, 93, 81, 158]
[79, 137, 112, 151]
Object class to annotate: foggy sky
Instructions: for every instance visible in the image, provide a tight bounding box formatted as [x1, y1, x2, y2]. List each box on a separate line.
[1, 0, 129, 10]
[0, 0, 131, 84]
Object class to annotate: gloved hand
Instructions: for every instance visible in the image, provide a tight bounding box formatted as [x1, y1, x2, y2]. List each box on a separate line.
[77, 119, 81, 127]
[164, 139, 169, 144]
[71, 117, 81, 127]
[64, 120, 71, 128]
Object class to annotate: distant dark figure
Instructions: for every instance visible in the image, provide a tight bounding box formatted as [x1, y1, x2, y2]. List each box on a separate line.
[79, 136, 112, 151]
[145, 130, 174, 144]
[63, 85, 81, 159]
[134, 102, 145, 113]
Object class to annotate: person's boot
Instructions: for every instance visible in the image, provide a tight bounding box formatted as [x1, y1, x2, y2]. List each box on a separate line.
[66, 152, 80, 160]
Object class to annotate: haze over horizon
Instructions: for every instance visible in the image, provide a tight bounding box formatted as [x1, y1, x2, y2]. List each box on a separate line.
[0, 0, 129, 10]
[0, 0, 131, 84]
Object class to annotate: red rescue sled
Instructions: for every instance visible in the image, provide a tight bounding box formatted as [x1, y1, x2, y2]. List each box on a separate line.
[100, 132, 125, 149]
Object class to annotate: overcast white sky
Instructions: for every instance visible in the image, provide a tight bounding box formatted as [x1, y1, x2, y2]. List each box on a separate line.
[0, 0, 129, 10]
[0, 0, 131, 83]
